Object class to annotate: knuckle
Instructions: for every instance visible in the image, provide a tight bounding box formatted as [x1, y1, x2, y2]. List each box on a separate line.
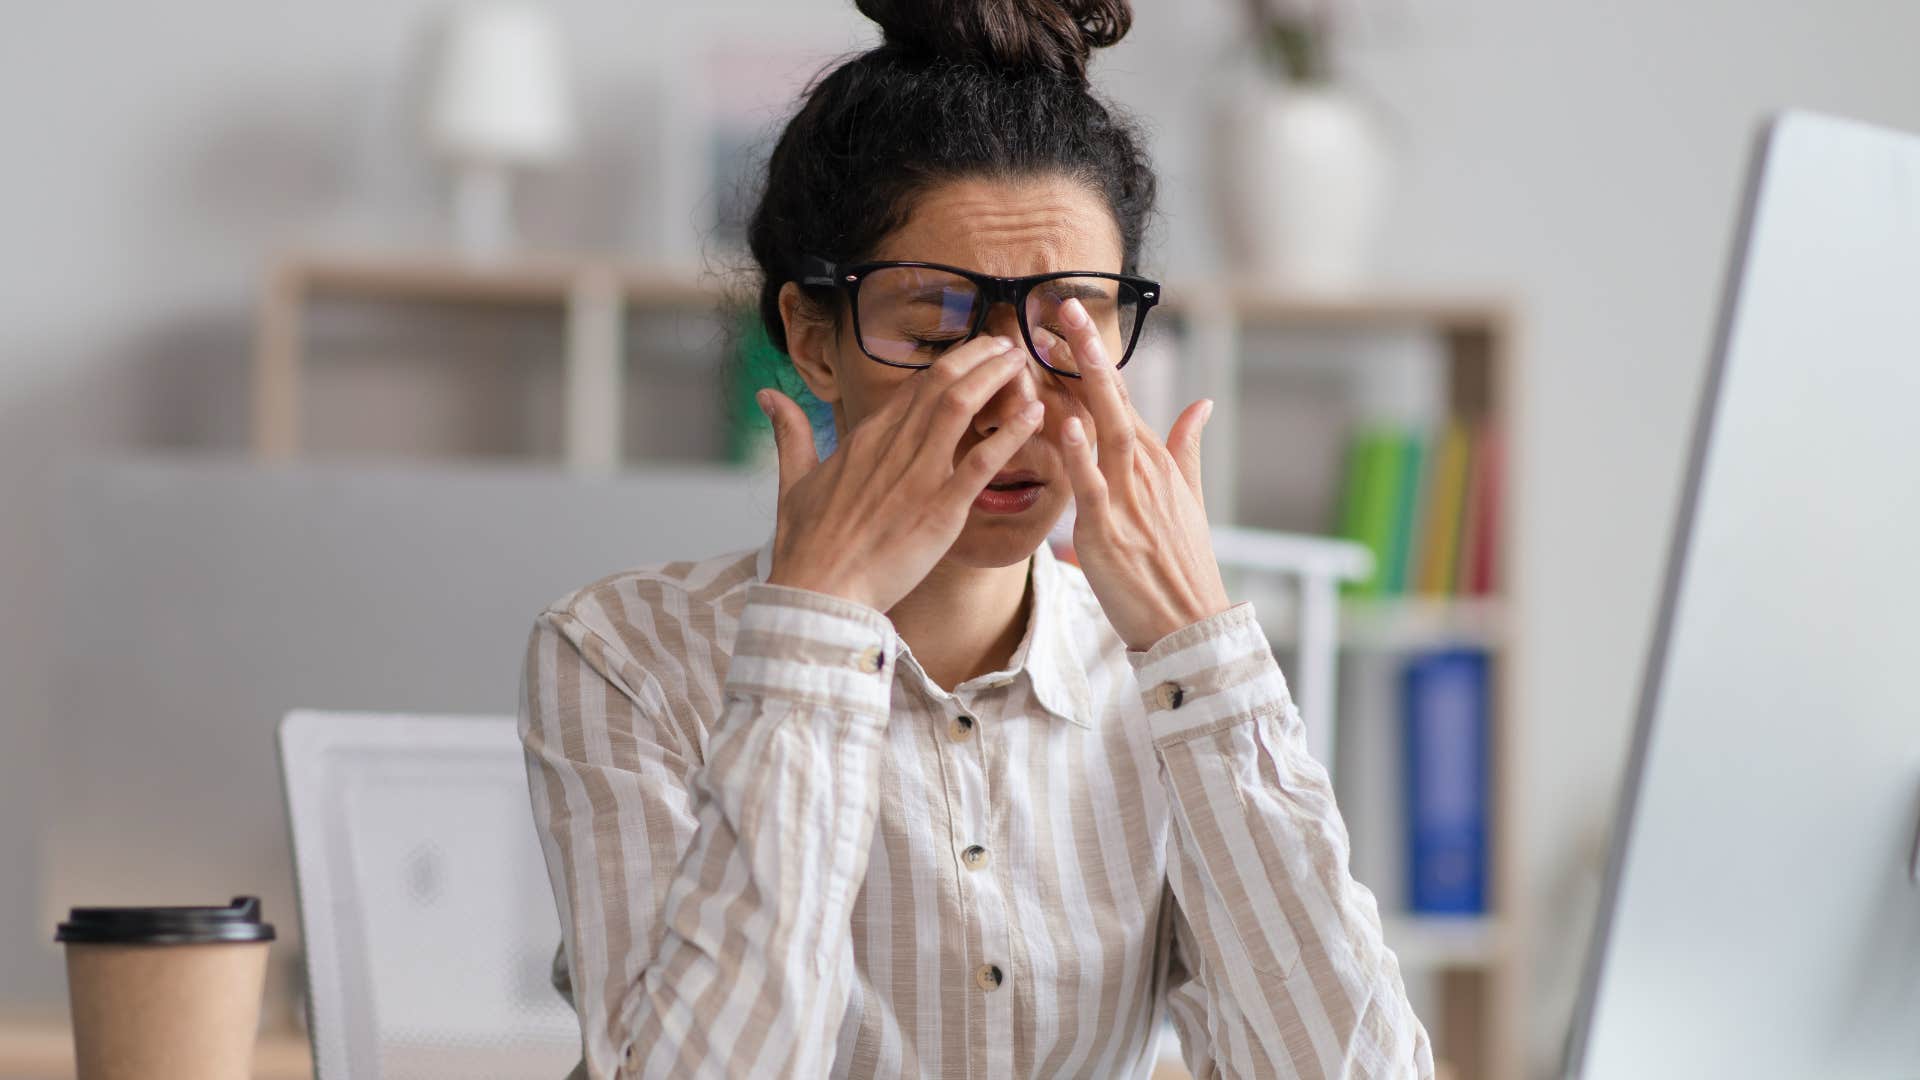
[937, 390, 976, 420]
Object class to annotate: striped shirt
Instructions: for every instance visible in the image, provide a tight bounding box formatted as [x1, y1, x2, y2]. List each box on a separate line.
[518, 534, 1433, 1079]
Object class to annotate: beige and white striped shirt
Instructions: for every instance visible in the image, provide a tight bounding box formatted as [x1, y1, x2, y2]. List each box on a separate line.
[519, 534, 1433, 1078]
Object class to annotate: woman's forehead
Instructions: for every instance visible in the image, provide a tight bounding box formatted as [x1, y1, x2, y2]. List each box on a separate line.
[871, 175, 1123, 276]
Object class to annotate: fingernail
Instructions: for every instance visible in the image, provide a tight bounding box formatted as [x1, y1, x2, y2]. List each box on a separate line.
[1064, 416, 1084, 444]
[754, 389, 771, 418]
[1063, 298, 1089, 327]
[993, 335, 1016, 351]
[1023, 400, 1044, 422]
[1202, 399, 1215, 425]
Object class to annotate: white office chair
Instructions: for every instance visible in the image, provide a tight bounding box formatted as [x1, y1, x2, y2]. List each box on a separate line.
[1209, 524, 1374, 775]
[279, 710, 581, 1080]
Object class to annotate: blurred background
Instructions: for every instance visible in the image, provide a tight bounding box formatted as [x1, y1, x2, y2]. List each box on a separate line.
[3, 2, 1919, 1078]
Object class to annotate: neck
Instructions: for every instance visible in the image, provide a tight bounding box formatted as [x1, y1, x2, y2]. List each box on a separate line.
[887, 549, 1035, 694]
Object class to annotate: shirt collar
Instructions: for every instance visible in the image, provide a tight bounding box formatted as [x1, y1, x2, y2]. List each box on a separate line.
[750, 532, 1093, 729]
[1022, 540, 1096, 729]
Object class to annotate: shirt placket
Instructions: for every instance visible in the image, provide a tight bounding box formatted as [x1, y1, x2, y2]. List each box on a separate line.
[939, 680, 1015, 1078]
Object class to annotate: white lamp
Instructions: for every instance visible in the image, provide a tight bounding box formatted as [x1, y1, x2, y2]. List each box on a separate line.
[428, 2, 577, 260]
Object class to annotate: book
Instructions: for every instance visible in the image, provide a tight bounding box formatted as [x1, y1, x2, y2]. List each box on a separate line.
[1416, 421, 1470, 595]
[1465, 423, 1503, 595]
[1402, 648, 1490, 914]
[1452, 422, 1484, 597]
[1384, 430, 1425, 595]
[1337, 427, 1406, 596]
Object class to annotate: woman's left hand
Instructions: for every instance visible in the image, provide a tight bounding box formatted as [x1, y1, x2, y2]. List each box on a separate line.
[1041, 298, 1233, 653]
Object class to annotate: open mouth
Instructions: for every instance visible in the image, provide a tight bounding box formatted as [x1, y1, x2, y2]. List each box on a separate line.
[986, 469, 1042, 492]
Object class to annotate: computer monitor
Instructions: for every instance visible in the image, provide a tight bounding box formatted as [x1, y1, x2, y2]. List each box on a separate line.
[1563, 110, 1920, 1078]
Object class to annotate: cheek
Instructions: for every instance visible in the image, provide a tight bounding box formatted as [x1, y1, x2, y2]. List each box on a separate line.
[1042, 387, 1092, 439]
[835, 343, 914, 421]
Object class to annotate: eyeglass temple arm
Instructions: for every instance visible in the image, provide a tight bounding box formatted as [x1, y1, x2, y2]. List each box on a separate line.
[796, 255, 838, 288]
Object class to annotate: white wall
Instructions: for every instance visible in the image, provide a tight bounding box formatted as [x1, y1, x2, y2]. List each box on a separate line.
[6, 0, 1920, 1070]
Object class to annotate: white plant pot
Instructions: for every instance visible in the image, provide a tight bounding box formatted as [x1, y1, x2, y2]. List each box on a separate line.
[1217, 84, 1391, 292]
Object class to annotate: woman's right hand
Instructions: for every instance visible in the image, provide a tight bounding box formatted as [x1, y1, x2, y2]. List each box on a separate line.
[755, 334, 1045, 613]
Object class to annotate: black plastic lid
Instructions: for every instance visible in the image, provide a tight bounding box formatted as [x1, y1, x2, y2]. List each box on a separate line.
[56, 896, 276, 945]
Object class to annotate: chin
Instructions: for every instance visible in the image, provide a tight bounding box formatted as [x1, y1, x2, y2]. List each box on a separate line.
[943, 486, 1069, 568]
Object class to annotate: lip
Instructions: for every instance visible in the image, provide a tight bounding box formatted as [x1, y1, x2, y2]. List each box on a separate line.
[987, 469, 1040, 487]
[973, 482, 1044, 515]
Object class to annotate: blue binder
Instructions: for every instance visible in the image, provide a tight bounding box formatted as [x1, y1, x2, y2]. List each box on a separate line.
[1402, 648, 1489, 914]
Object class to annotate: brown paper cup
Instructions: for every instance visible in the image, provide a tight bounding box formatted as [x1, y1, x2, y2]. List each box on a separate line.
[57, 897, 276, 1080]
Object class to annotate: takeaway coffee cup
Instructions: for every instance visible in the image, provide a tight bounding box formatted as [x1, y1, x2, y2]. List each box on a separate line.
[55, 896, 276, 1080]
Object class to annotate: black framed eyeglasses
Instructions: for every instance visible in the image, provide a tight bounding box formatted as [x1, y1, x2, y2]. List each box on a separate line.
[797, 256, 1162, 378]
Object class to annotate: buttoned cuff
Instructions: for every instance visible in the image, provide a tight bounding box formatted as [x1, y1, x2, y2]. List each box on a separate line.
[1126, 600, 1294, 746]
[724, 582, 898, 720]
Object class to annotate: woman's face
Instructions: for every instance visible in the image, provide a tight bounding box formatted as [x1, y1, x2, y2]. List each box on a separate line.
[784, 174, 1124, 570]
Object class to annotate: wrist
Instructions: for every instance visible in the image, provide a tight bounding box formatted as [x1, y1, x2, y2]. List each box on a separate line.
[1128, 601, 1236, 653]
[764, 571, 874, 611]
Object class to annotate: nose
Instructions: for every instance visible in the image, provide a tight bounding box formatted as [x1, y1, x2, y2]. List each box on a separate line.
[972, 305, 1044, 438]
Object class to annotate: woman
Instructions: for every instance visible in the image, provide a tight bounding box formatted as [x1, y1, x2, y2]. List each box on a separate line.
[520, 1, 1432, 1076]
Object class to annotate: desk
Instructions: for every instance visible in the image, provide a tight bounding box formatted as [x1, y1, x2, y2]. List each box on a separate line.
[0, 1022, 311, 1080]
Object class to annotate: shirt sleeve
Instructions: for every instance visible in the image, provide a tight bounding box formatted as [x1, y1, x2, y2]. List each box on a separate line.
[519, 580, 898, 1079]
[1129, 601, 1435, 1079]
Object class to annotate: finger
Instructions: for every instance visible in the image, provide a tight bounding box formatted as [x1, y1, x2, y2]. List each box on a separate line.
[936, 398, 1047, 511]
[1031, 324, 1069, 371]
[908, 342, 1034, 479]
[1057, 414, 1110, 530]
[758, 389, 817, 499]
[1057, 297, 1137, 474]
[1167, 398, 1213, 507]
[899, 333, 1019, 430]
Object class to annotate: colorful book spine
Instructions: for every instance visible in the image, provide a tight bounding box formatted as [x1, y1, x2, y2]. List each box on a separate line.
[1451, 423, 1484, 597]
[1415, 421, 1470, 595]
[1335, 417, 1498, 600]
[1402, 647, 1490, 914]
[1336, 427, 1395, 595]
[1465, 423, 1503, 594]
[1384, 431, 1424, 595]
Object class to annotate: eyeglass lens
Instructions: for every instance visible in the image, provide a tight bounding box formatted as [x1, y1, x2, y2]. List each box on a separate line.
[855, 267, 1142, 373]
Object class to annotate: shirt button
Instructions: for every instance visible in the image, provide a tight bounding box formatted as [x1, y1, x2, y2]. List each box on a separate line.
[975, 963, 1004, 992]
[949, 714, 975, 742]
[961, 844, 990, 871]
[1154, 681, 1186, 710]
[854, 645, 885, 674]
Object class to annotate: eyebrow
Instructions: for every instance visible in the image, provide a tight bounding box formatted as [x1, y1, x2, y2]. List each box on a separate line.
[1032, 280, 1114, 303]
[902, 285, 967, 303]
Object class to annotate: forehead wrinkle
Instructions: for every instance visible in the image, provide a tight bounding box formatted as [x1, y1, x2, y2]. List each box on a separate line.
[874, 178, 1121, 276]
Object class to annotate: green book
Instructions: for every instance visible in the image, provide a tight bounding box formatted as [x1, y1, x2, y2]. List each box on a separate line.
[1385, 430, 1426, 595]
[1335, 430, 1371, 546]
[1341, 427, 1402, 596]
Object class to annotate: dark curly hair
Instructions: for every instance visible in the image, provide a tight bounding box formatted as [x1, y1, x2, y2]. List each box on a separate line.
[745, 0, 1158, 358]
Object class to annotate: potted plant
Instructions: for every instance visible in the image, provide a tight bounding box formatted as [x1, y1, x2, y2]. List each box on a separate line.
[1215, 0, 1391, 291]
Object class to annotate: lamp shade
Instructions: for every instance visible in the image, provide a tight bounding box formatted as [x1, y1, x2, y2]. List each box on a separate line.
[428, 3, 576, 166]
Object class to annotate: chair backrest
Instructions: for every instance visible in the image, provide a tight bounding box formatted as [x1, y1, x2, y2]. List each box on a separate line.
[279, 709, 580, 1080]
[1210, 524, 1373, 774]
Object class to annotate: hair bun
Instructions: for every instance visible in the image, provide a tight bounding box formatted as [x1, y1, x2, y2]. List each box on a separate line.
[855, 0, 1131, 80]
